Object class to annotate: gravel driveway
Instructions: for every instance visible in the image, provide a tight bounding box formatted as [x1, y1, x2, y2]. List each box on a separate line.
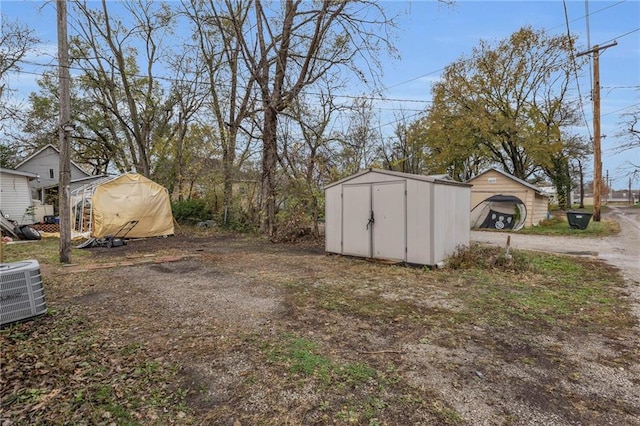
[471, 205, 640, 318]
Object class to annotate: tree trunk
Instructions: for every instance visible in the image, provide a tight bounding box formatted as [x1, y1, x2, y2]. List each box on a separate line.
[261, 105, 278, 236]
[222, 139, 234, 226]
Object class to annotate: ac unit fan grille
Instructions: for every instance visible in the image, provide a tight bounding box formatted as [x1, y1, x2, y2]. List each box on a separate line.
[0, 260, 47, 327]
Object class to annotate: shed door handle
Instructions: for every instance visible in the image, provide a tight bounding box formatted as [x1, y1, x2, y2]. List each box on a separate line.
[366, 211, 375, 230]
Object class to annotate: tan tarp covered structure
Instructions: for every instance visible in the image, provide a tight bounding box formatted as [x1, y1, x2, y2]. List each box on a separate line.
[72, 173, 174, 238]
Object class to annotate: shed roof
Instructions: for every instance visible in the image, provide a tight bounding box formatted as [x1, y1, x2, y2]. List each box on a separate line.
[0, 167, 38, 180]
[467, 167, 544, 195]
[324, 168, 470, 190]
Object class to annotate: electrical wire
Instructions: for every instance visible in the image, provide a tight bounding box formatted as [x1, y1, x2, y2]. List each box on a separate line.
[584, 0, 593, 93]
[601, 102, 640, 117]
[601, 27, 640, 45]
[563, 0, 593, 140]
[9, 2, 637, 117]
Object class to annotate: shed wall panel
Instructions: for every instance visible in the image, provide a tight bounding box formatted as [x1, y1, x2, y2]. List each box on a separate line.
[432, 185, 470, 264]
[324, 169, 470, 266]
[341, 184, 371, 257]
[324, 185, 342, 253]
[405, 179, 431, 265]
[372, 181, 406, 261]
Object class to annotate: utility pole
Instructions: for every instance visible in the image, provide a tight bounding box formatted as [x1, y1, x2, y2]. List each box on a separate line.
[577, 41, 617, 222]
[57, 0, 72, 263]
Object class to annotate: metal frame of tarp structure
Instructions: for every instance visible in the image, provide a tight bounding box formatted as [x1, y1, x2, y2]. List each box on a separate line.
[70, 174, 117, 237]
[470, 194, 527, 231]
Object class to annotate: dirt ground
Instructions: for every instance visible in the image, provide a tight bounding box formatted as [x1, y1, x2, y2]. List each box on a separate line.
[36, 215, 640, 426]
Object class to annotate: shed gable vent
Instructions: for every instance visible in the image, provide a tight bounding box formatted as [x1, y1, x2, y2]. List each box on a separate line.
[488, 177, 497, 183]
[0, 260, 47, 327]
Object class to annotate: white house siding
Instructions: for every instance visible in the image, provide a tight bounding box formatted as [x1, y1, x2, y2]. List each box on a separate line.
[0, 170, 35, 225]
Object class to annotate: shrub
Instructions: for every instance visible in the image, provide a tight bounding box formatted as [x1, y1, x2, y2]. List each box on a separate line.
[171, 199, 212, 225]
[447, 244, 532, 272]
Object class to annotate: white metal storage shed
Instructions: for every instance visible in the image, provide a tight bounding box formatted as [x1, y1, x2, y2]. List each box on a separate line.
[325, 168, 471, 266]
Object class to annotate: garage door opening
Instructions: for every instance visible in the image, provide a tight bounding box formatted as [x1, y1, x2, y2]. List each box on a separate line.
[470, 194, 527, 231]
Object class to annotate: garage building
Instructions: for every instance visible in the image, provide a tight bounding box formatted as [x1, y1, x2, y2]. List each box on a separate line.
[467, 168, 549, 229]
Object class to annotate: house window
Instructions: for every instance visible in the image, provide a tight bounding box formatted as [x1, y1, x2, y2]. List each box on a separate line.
[49, 168, 54, 179]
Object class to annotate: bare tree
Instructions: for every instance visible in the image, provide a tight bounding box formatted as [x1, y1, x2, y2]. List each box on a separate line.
[378, 109, 428, 174]
[0, 17, 39, 132]
[181, 0, 259, 214]
[71, 0, 177, 177]
[616, 102, 640, 168]
[336, 97, 382, 175]
[218, 0, 397, 236]
[279, 89, 345, 237]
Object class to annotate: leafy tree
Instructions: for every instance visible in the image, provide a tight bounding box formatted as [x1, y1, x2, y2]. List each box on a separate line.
[410, 102, 489, 181]
[0, 143, 19, 168]
[20, 71, 116, 174]
[423, 27, 585, 181]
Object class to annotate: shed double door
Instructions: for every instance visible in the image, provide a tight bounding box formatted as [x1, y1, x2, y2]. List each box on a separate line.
[342, 181, 406, 261]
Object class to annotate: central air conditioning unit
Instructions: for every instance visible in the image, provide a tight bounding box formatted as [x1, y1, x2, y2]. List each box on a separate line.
[0, 260, 47, 327]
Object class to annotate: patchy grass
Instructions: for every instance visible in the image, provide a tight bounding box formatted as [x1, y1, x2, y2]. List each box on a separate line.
[517, 215, 619, 237]
[446, 245, 633, 331]
[1, 234, 637, 424]
[1, 238, 94, 265]
[286, 245, 633, 335]
[258, 333, 463, 425]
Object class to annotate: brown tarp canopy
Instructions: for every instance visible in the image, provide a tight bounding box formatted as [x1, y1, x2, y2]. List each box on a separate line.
[72, 173, 174, 238]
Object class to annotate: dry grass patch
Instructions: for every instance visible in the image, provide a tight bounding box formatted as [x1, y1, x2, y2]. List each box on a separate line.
[2, 234, 638, 425]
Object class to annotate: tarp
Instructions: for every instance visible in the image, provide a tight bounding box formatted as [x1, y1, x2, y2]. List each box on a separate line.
[72, 173, 174, 238]
[479, 209, 515, 230]
[470, 194, 527, 231]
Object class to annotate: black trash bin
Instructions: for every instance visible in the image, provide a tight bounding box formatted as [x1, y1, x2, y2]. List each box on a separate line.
[566, 211, 593, 230]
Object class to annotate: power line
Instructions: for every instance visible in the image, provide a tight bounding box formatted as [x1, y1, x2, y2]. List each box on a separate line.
[548, 0, 627, 32]
[601, 102, 640, 117]
[601, 27, 640, 45]
[383, 68, 444, 91]
[584, 0, 593, 94]
[14, 58, 435, 105]
[563, 0, 593, 140]
[602, 85, 640, 89]
[382, 0, 629, 92]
